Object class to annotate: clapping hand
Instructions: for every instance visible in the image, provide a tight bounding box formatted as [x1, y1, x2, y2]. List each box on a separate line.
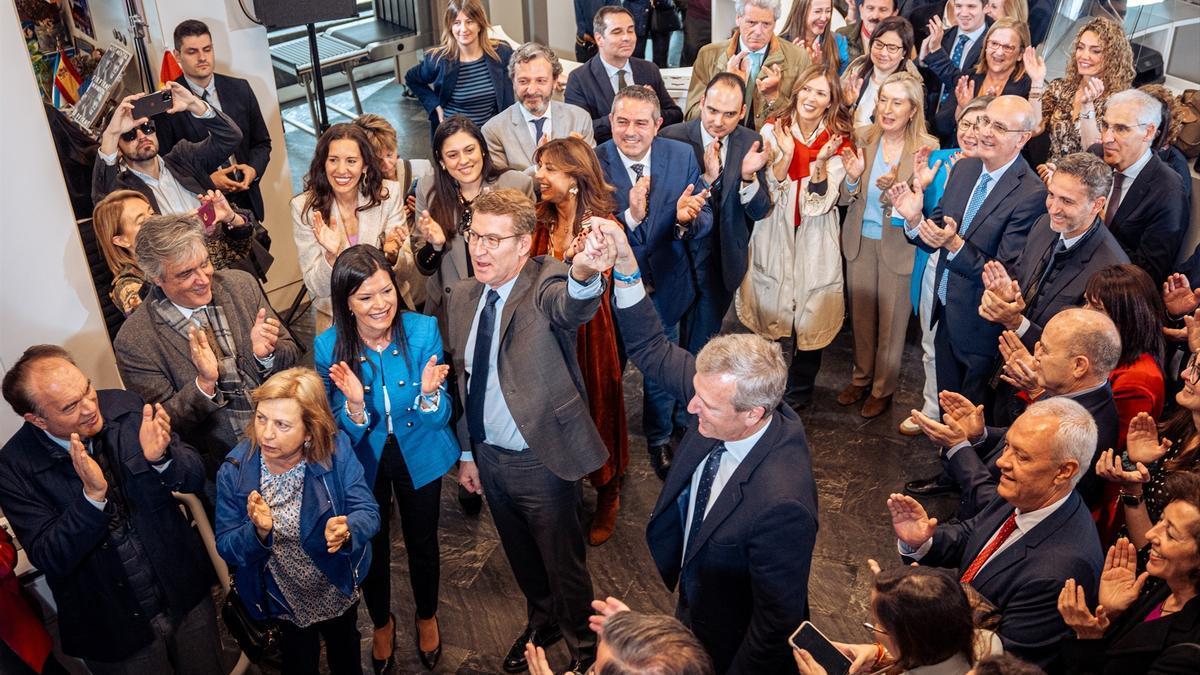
[188, 324, 220, 395]
[325, 515, 351, 553]
[138, 403, 171, 463]
[816, 134, 843, 163]
[588, 596, 632, 635]
[421, 355, 449, 396]
[702, 138, 722, 184]
[841, 147, 866, 183]
[1058, 578, 1109, 640]
[940, 390, 986, 441]
[979, 284, 1025, 330]
[69, 433, 108, 503]
[954, 76, 977, 109]
[524, 643, 555, 675]
[755, 64, 783, 100]
[676, 183, 710, 223]
[911, 146, 941, 190]
[887, 493, 938, 550]
[998, 331, 1041, 394]
[908, 408, 969, 448]
[1078, 76, 1105, 106]
[1022, 47, 1046, 85]
[842, 74, 864, 106]
[772, 123, 797, 165]
[916, 216, 962, 251]
[1098, 538, 1149, 618]
[328, 361, 365, 409]
[311, 210, 341, 256]
[250, 308, 281, 359]
[247, 490, 273, 540]
[741, 140, 770, 180]
[1094, 448, 1150, 486]
[1162, 273, 1200, 317]
[727, 51, 751, 81]
[981, 260, 1016, 298]
[1126, 412, 1172, 465]
[416, 210, 446, 250]
[887, 179, 925, 225]
[629, 176, 651, 223]
[382, 224, 409, 262]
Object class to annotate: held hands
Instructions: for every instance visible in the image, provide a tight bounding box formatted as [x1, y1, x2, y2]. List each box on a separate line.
[251, 308, 281, 359]
[416, 210, 447, 250]
[328, 361, 366, 408]
[139, 403, 172, 463]
[311, 211, 342, 256]
[676, 183, 710, 224]
[1126, 412, 1173, 465]
[247, 490, 273, 540]
[741, 140, 770, 180]
[421, 355, 450, 396]
[629, 176, 651, 223]
[188, 325, 220, 395]
[888, 493, 937, 549]
[569, 225, 616, 281]
[70, 433, 108, 503]
[324, 515, 351, 553]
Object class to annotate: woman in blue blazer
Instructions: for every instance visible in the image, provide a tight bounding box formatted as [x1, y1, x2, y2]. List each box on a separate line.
[404, 0, 514, 140]
[315, 246, 459, 672]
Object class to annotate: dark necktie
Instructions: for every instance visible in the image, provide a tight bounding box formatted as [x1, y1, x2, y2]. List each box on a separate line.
[617, 68, 628, 92]
[941, 35, 971, 102]
[467, 290, 500, 442]
[685, 443, 728, 558]
[631, 163, 645, 182]
[1105, 172, 1126, 227]
[709, 138, 724, 198]
[531, 117, 547, 145]
[1024, 239, 1068, 317]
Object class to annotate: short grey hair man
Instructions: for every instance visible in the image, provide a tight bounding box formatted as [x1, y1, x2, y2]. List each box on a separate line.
[506, 41, 562, 81]
[695, 333, 788, 413]
[1022, 397, 1097, 489]
[598, 611, 716, 675]
[134, 213, 208, 282]
[735, 0, 783, 19]
[1105, 88, 1163, 131]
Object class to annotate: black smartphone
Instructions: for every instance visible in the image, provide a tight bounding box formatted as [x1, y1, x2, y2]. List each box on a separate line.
[131, 90, 173, 120]
[788, 622, 852, 675]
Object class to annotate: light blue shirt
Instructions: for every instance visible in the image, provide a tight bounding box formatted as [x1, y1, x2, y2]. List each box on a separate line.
[860, 143, 890, 241]
[43, 429, 172, 510]
[460, 267, 603, 460]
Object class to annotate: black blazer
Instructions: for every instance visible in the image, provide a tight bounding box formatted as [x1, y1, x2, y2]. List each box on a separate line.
[932, 70, 1031, 146]
[620, 294, 819, 675]
[1063, 586, 1200, 674]
[949, 383, 1119, 516]
[1092, 149, 1189, 285]
[564, 55, 683, 144]
[905, 491, 1104, 670]
[0, 390, 213, 661]
[922, 21, 992, 114]
[156, 74, 272, 220]
[912, 156, 1047, 355]
[659, 119, 773, 293]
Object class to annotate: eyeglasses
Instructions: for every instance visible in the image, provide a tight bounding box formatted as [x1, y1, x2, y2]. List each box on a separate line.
[862, 622, 888, 638]
[1099, 120, 1149, 136]
[120, 121, 156, 142]
[1186, 353, 1200, 386]
[463, 228, 523, 250]
[986, 40, 1018, 54]
[974, 115, 1031, 134]
[958, 118, 980, 132]
[871, 41, 904, 55]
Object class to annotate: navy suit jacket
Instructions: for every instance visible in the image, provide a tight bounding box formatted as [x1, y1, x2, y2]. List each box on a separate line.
[564, 55, 683, 144]
[156, 73, 272, 220]
[596, 137, 712, 326]
[620, 293, 818, 675]
[404, 43, 515, 132]
[912, 155, 1046, 356]
[1099, 150, 1189, 285]
[922, 21, 992, 113]
[904, 491, 1103, 670]
[659, 119, 773, 292]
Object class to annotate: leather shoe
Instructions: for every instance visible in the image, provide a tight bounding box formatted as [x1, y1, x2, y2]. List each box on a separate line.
[564, 657, 596, 674]
[458, 483, 482, 516]
[371, 612, 396, 674]
[904, 474, 959, 497]
[649, 443, 672, 481]
[836, 383, 869, 406]
[898, 416, 922, 436]
[503, 623, 563, 673]
[861, 394, 892, 419]
[415, 612, 441, 671]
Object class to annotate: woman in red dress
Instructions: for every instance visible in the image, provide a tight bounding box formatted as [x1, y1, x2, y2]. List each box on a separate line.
[530, 137, 629, 546]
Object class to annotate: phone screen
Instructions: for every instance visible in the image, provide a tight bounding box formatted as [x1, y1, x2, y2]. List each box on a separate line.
[788, 622, 852, 675]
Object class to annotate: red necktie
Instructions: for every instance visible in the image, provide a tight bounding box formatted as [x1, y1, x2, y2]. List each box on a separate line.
[960, 511, 1018, 584]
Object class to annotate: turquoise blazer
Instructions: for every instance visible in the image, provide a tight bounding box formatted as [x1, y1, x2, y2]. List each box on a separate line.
[315, 312, 460, 489]
[909, 148, 958, 312]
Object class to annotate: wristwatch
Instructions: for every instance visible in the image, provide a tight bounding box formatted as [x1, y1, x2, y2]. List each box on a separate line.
[1119, 491, 1143, 507]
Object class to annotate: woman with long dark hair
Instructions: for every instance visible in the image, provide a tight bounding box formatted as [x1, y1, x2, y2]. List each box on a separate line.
[530, 137, 628, 545]
[779, 0, 851, 75]
[841, 15, 920, 129]
[292, 123, 412, 332]
[314, 245, 460, 672]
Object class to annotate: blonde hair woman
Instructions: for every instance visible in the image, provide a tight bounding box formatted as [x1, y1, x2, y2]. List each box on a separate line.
[837, 71, 938, 418]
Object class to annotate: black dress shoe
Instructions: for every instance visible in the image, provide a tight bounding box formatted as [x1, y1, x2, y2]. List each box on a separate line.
[649, 443, 672, 481]
[415, 612, 441, 671]
[371, 612, 396, 674]
[503, 623, 563, 673]
[458, 483, 483, 516]
[904, 474, 959, 497]
[565, 657, 596, 674]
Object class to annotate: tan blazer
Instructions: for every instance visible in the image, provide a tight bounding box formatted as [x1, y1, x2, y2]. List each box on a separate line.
[840, 132, 937, 275]
[685, 33, 810, 131]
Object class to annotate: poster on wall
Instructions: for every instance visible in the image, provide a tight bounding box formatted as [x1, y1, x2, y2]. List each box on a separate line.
[69, 0, 94, 39]
[15, 0, 74, 101]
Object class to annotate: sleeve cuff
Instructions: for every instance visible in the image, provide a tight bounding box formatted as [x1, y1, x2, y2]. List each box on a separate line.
[1015, 316, 1031, 338]
[193, 103, 216, 119]
[613, 280, 647, 308]
[459, 451, 474, 462]
[898, 536, 933, 560]
[98, 149, 118, 165]
[84, 490, 108, 511]
[944, 441, 971, 460]
[195, 378, 217, 400]
[738, 180, 760, 204]
[151, 459, 174, 473]
[255, 353, 276, 369]
[567, 272, 603, 299]
[416, 391, 441, 412]
[623, 208, 640, 229]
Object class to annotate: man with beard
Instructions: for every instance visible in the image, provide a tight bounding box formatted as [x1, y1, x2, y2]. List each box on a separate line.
[483, 41, 595, 175]
[91, 80, 242, 214]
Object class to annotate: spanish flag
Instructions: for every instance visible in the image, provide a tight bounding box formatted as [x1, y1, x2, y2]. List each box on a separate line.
[52, 49, 83, 106]
[159, 50, 183, 88]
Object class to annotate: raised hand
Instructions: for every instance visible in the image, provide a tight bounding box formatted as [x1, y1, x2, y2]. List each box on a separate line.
[676, 183, 709, 223]
[1078, 76, 1105, 105]
[1098, 538, 1149, 618]
[199, 189, 240, 228]
[69, 433, 108, 503]
[570, 226, 616, 280]
[1094, 448, 1150, 486]
[909, 409, 969, 448]
[1058, 578, 1109, 640]
[188, 325, 220, 395]
[888, 180, 925, 224]
[1162, 273, 1200, 316]
[702, 138, 722, 184]
[1126, 412, 1172, 464]
[887, 493, 937, 549]
[629, 176, 651, 223]
[954, 75, 976, 109]
[163, 80, 205, 115]
[103, 94, 149, 137]
[982, 260, 1015, 297]
[912, 147, 941, 190]
[726, 51, 750, 81]
[815, 134, 843, 163]
[926, 17, 945, 52]
[382, 224, 409, 262]
[588, 596, 632, 635]
[421, 355, 450, 396]
[328, 361, 365, 409]
[756, 64, 784, 100]
[416, 210, 447, 250]
[247, 490, 273, 540]
[139, 403, 171, 463]
[979, 285, 1025, 330]
[250, 308, 281, 359]
[1036, 162, 1057, 185]
[842, 74, 864, 105]
[741, 140, 770, 180]
[325, 515, 351, 553]
[1022, 46, 1046, 85]
[998, 330, 1041, 394]
[841, 147, 866, 182]
[916, 216, 961, 251]
[939, 391, 985, 442]
[772, 123, 797, 164]
[311, 210, 342, 255]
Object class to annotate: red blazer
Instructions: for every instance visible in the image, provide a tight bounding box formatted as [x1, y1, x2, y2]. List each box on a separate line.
[0, 526, 53, 672]
[1097, 353, 1166, 545]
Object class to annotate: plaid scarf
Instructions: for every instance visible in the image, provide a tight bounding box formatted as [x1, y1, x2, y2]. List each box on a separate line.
[150, 289, 255, 438]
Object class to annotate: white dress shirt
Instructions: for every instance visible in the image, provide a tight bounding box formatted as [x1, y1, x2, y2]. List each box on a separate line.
[519, 102, 553, 143]
[681, 418, 772, 559]
[600, 56, 634, 94]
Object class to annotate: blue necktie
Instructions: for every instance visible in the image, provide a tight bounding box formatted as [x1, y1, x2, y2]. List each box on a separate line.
[940, 35, 971, 103]
[531, 117, 546, 145]
[745, 52, 764, 113]
[937, 174, 992, 304]
[684, 443, 728, 558]
[467, 290, 500, 442]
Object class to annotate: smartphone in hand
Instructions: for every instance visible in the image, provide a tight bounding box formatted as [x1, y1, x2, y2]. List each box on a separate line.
[788, 622, 853, 675]
[131, 90, 173, 120]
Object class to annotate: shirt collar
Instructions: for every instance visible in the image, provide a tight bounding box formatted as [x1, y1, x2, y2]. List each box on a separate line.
[485, 271, 521, 299]
[960, 24, 987, 44]
[738, 39, 768, 57]
[723, 417, 772, 462]
[981, 152, 1020, 185]
[519, 102, 551, 123]
[618, 146, 652, 171]
[1060, 226, 1091, 250]
[184, 75, 216, 99]
[1060, 379, 1109, 400]
[1120, 149, 1153, 180]
[127, 156, 167, 185]
[600, 56, 631, 79]
[1014, 491, 1072, 531]
[700, 125, 723, 150]
[173, 302, 204, 320]
[42, 429, 73, 452]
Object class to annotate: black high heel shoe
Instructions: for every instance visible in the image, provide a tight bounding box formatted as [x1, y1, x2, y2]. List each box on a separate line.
[415, 612, 442, 671]
[372, 612, 396, 674]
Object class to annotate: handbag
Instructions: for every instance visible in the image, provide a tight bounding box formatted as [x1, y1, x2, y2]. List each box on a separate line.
[221, 577, 284, 666]
[650, 0, 682, 33]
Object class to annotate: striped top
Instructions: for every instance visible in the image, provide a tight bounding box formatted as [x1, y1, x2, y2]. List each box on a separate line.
[444, 57, 497, 127]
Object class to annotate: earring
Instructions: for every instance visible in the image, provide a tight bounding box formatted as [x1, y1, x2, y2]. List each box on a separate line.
[303, 438, 312, 449]
[568, 185, 579, 196]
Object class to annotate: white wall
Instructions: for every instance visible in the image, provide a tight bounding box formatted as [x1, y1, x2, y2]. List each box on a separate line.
[0, 3, 123, 439]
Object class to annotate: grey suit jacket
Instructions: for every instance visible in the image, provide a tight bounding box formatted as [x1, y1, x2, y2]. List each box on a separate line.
[482, 101, 595, 175]
[113, 269, 301, 472]
[445, 256, 608, 481]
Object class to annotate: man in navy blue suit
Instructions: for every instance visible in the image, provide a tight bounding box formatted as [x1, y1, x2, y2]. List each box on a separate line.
[661, 73, 773, 354]
[594, 220, 817, 674]
[890, 397, 1104, 670]
[565, 5, 683, 145]
[917, 0, 991, 116]
[596, 85, 712, 479]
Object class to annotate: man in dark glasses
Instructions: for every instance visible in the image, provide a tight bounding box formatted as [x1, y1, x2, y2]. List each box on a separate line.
[91, 79, 242, 217]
